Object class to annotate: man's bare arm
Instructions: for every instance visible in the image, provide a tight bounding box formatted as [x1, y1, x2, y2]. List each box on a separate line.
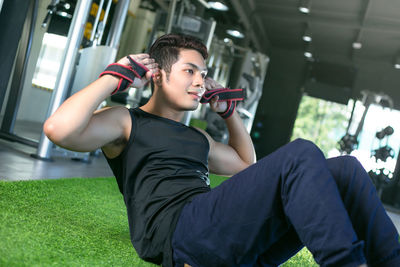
[44, 75, 121, 151]
[201, 111, 256, 176]
[44, 54, 157, 157]
[202, 78, 256, 176]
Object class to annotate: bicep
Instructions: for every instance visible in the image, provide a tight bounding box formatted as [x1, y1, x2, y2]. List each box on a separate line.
[57, 107, 131, 153]
[196, 128, 250, 176]
[208, 142, 250, 176]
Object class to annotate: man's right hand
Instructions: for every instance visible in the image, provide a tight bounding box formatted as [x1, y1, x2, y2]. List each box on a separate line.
[116, 53, 159, 89]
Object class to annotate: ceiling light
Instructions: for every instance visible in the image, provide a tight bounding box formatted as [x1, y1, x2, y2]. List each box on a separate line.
[304, 42, 314, 60]
[394, 54, 400, 69]
[223, 37, 232, 43]
[208, 1, 229, 11]
[352, 42, 362, 49]
[302, 26, 312, 42]
[299, 7, 310, 13]
[299, 0, 311, 14]
[197, 0, 211, 8]
[304, 51, 313, 58]
[56, 11, 72, 18]
[226, 29, 244, 38]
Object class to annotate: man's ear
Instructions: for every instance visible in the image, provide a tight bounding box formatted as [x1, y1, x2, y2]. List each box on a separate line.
[155, 69, 166, 83]
[154, 72, 162, 80]
[152, 70, 163, 91]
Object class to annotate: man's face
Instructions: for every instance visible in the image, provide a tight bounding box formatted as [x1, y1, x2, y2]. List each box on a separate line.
[158, 49, 207, 111]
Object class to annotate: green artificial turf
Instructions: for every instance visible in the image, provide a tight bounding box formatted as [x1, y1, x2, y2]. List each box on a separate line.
[0, 175, 317, 266]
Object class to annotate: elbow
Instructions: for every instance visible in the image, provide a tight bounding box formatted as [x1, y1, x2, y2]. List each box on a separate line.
[240, 156, 256, 171]
[43, 119, 58, 143]
[235, 160, 254, 174]
[251, 152, 257, 164]
[243, 153, 257, 166]
[243, 160, 255, 170]
[247, 149, 257, 165]
[43, 118, 67, 146]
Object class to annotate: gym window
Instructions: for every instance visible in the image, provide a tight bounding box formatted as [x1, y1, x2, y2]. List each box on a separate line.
[32, 33, 67, 90]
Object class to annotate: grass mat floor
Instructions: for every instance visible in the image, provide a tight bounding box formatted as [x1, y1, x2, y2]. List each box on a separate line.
[0, 176, 317, 266]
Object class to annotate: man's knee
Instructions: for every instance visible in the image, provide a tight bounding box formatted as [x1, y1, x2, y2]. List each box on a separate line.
[288, 138, 323, 158]
[328, 155, 373, 192]
[332, 155, 365, 173]
[344, 155, 364, 170]
[291, 138, 318, 149]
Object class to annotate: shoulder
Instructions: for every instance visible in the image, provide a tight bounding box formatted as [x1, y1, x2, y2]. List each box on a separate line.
[95, 105, 131, 116]
[95, 105, 132, 129]
[193, 127, 214, 149]
[98, 106, 132, 158]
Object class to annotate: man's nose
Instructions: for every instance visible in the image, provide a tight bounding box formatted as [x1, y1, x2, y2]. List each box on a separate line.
[193, 72, 205, 87]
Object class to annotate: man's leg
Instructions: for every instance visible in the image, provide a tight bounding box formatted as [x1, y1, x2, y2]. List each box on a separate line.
[256, 156, 400, 267]
[254, 226, 303, 266]
[172, 139, 366, 267]
[326, 156, 400, 267]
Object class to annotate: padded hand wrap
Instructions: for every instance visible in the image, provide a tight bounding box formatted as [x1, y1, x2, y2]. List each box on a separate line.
[200, 88, 245, 119]
[99, 56, 149, 95]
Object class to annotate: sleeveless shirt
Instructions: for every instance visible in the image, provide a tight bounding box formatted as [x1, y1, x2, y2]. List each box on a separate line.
[104, 107, 211, 266]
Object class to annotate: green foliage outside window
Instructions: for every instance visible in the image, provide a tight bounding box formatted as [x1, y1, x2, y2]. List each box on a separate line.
[291, 95, 349, 157]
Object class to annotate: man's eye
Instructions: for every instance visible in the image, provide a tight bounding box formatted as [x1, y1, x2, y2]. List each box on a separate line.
[185, 69, 194, 74]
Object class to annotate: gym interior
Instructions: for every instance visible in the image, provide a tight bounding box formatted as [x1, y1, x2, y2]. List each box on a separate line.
[1, 0, 400, 265]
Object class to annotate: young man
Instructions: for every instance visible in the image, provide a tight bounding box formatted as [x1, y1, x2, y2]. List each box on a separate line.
[44, 33, 400, 267]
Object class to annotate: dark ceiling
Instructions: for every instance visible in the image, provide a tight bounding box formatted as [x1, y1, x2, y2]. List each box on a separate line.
[216, 0, 400, 106]
[151, 0, 400, 107]
[223, 0, 400, 108]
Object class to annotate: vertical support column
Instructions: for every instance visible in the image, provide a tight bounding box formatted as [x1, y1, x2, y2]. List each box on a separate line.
[90, 0, 105, 42]
[165, 0, 177, 34]
[106, 0, 130, 49]
[34, 0, 92, 160]
[251, 48, 307, 158]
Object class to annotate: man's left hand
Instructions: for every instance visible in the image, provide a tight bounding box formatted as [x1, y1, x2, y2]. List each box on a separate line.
[204, 77, 228, 113]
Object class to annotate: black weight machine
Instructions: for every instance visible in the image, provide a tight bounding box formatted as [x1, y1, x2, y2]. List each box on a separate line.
[338, 91, 397, 197]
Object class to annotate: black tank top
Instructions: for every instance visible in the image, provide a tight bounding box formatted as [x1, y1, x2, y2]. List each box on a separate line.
[104, 107, 211, 266]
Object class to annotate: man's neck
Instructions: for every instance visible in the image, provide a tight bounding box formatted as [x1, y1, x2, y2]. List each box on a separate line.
[140, 97, 185, 122]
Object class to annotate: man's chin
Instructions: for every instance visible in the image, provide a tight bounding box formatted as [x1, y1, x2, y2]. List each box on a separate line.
[181, 103, 200, 111]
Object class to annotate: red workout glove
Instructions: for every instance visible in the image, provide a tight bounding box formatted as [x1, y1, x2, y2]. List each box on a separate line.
[200, 88, 245, 119]
[99, 56, 149, 95]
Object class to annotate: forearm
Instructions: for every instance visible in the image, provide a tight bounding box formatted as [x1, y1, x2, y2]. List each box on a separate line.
[225, 111, 256, 165]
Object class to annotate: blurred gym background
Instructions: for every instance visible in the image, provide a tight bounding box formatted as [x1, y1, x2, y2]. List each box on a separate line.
[1, 0, 400, 214]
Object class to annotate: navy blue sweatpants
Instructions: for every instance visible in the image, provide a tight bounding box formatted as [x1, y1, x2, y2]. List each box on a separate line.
[171, 139, 400, 267]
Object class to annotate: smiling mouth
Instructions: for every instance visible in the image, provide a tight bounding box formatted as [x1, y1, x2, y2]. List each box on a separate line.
[188, 91, 203, 99]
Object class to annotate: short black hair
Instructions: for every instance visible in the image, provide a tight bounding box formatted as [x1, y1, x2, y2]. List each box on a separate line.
[149, 33, 208, 76]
